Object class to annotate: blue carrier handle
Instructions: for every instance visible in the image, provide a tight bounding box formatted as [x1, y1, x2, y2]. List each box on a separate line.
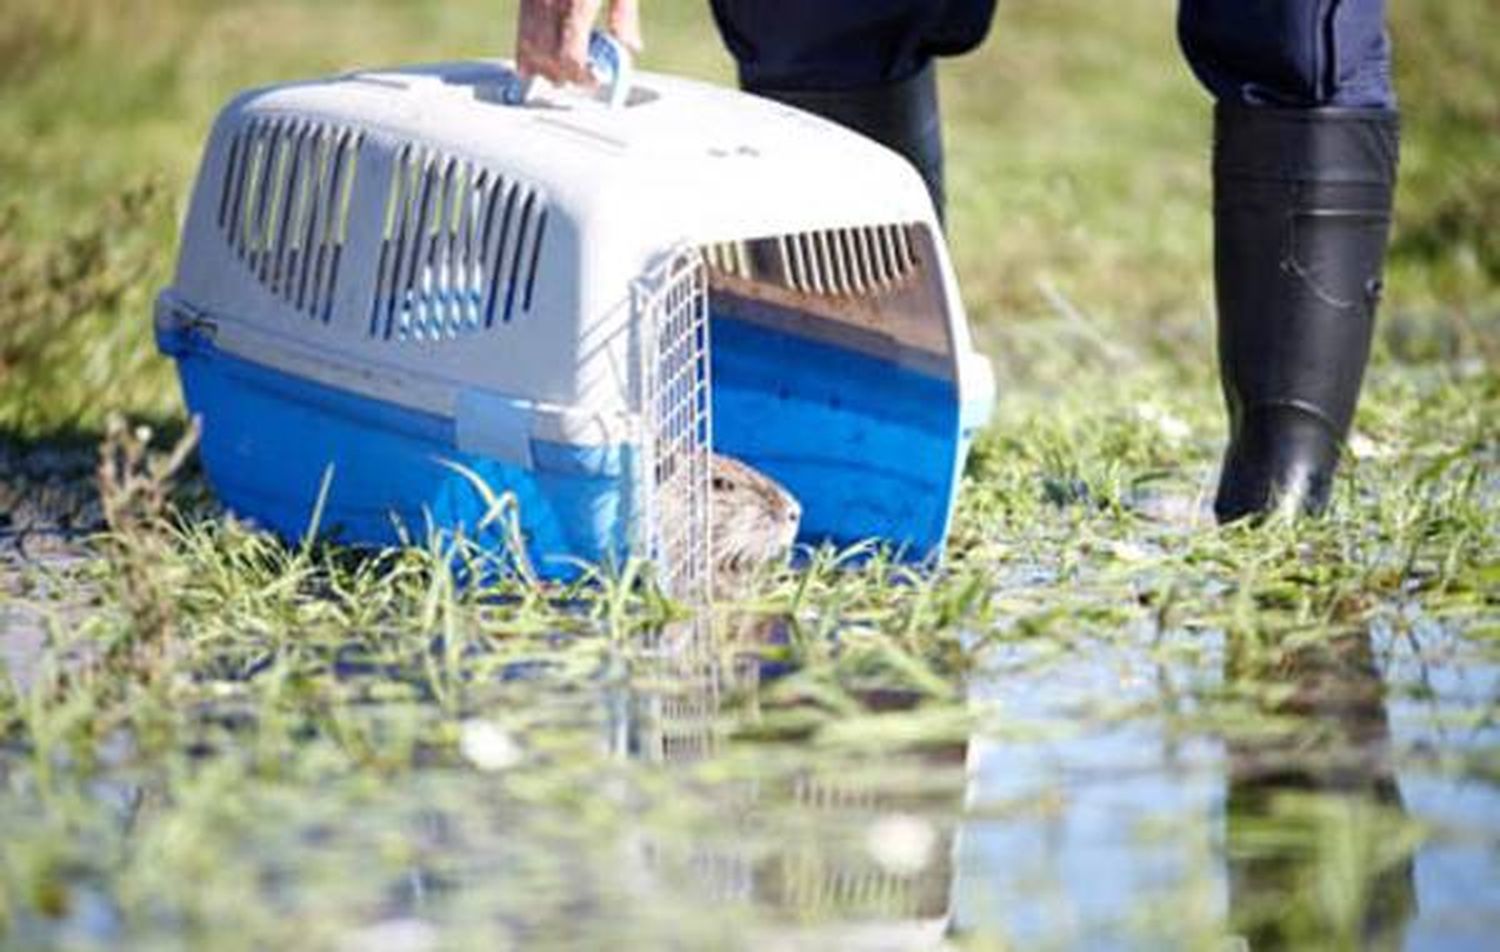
[502, 30, 632, 108]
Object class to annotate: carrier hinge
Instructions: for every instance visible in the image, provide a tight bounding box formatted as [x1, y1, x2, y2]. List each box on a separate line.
[153, 291, 219, 356]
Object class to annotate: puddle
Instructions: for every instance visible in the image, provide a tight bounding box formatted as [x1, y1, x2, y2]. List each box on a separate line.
[1, 566, 1497, 948]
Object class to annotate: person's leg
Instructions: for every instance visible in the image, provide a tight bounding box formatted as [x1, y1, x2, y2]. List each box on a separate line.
[1178, 0, 1399, 523]
[708, 0, 997, 222]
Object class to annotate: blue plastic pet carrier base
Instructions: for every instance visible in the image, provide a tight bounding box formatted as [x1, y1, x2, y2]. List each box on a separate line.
[165, 331, 632, 576]
[154, 60, 996, 596]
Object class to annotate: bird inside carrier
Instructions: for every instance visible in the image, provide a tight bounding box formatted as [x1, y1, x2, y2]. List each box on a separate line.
[154, 57, 995, 602]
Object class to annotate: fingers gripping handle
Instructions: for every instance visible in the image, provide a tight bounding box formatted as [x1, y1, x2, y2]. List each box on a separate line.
[586, 30, 632, 107]
[504, 30, 633, 108]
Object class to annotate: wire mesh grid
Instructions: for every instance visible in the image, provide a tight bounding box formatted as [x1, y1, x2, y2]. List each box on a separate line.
[633, 247, 713, 604]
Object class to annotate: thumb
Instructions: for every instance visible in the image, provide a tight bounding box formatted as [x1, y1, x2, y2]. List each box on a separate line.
[606, 0, 643, 52]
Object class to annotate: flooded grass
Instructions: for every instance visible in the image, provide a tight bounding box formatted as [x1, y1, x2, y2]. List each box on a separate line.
[2, 0, 1498, 948]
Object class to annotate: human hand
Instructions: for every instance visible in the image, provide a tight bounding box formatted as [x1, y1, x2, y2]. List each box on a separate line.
[515, 0, 641, 86]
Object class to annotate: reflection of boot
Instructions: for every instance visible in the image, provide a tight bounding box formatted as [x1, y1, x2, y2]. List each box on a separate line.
[744, 64, 946, 222]
[1225, 628, 1417, 949]
[1212, 105, 1399, 523]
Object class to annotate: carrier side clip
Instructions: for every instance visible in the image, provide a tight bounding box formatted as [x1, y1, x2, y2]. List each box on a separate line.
[154, 290, 219, 357]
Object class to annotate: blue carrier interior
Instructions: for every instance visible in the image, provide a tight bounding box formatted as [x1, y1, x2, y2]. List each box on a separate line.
[710, 309, 961, 561]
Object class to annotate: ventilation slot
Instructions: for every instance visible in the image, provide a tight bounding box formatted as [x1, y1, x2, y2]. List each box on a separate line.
[369, 146, 548, 342]
[702, 224, 920, 298]
[702, 241, 751, 281]
[218, 119, 361, 323]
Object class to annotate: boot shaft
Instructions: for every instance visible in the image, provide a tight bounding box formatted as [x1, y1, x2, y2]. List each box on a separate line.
[1212, 106, 1399, 521]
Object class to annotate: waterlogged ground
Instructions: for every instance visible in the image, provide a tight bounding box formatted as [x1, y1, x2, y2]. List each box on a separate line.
[1, 370, 1496, 950]
[3, 0, 1499, 948]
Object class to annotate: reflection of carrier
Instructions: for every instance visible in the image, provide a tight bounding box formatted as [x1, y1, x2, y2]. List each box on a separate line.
[155, 60, 995, 597]
[608, 624, 956, 925]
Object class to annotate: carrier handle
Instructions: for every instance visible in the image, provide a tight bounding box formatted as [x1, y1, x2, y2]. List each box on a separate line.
[503, 30, 633, 109]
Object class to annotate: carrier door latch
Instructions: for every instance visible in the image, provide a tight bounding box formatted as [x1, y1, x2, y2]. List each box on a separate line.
[153, 292, 219, 356]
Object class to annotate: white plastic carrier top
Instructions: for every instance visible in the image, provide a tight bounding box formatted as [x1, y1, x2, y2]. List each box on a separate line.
[156, 59, 996, 596]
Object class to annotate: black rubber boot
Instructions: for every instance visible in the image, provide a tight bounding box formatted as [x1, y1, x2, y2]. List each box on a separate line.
[744, 63, 946, 223]
[1212, 104, 1399, 524]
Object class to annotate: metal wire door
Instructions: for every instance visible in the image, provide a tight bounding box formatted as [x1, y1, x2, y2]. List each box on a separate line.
[633, 247, 712, 604]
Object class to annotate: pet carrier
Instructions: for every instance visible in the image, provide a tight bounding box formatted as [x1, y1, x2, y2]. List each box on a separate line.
[155, 54, 995, 597]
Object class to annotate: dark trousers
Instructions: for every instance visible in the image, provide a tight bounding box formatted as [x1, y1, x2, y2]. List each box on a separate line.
[709, 0, 1395, 109]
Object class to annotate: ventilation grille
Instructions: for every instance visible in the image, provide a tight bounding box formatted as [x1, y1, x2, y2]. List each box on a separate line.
[370, 145, 548, 341]
[703, 224, 920, 298]
[218, 119, 361, 323]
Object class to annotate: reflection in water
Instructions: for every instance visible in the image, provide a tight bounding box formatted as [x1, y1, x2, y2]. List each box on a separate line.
[613, 612, 1436, 949]
[5, 599, 1440, 948]
[608, 616, 961, 936]
[1224, 626, 1417, 949]
[609, 619, 761, 766]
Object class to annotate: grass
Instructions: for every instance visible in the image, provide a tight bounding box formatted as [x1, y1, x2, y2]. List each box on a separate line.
[1, 0, 1498, 949]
